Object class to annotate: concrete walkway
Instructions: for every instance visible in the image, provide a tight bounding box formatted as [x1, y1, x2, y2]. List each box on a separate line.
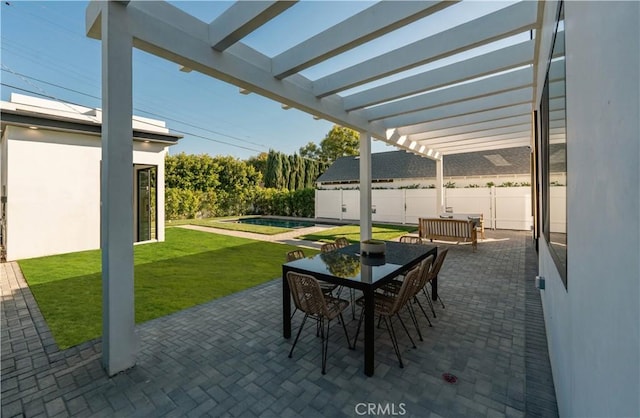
[176, 224, 331, 250]
[1, 229, 558, 417]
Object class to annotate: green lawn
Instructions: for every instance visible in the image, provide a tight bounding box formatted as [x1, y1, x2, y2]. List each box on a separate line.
[18, 228, 317, 349]
[167, 217, 289, 235]
[298, 223, 418, 243]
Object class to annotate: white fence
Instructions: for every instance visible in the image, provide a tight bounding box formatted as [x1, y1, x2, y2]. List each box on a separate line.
[315, 187, 535, 231]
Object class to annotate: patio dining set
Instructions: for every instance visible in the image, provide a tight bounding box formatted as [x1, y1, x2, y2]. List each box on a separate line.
[282, 236, 448, 377]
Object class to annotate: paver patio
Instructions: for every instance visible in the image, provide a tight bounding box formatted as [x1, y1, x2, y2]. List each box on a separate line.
[1, 230, 557, 417]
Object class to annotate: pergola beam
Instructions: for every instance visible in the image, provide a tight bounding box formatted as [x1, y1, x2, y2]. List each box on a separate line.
[209, 1, 297, 51]
[408, 114, 532, 141]
[429, 130, 531, 147]
[416, 124, 531, 145]
[442, 139, 531, 154]
[272, 1, 456, 79]
[382, 87, 532, 129]
[343, 39, 535, 111]
[397, 103, 531, 136]
[313, 1, 537, 97]
[431, 133, 531, 152]
[89, 2, 388, 140]
[366, 66, 533, 121]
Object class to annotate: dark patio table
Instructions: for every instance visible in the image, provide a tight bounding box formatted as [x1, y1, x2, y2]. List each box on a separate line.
[282, 241, 437, 377]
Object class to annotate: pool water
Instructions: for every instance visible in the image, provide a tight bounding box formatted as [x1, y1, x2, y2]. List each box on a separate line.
[234, 217, 315, 229]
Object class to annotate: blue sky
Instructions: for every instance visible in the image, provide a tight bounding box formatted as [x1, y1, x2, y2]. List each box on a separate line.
[0, 1, 396, 159]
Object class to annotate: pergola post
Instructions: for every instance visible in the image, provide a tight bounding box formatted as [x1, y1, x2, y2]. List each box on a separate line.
[100, 1, 136, 376]
[359, 132, 372, 241]
[436, 157, 445, 213]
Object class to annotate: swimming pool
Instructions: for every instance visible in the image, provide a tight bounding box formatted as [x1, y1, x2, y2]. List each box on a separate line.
[233, 217, 316, 229]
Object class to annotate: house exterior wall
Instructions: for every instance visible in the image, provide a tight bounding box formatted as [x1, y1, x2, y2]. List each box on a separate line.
[536, 2, 640, 417]
[4, 126, 168, 260]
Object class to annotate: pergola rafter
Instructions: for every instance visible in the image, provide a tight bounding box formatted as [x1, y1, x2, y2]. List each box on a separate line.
[365, 66, 534, 122]
[208, 1, 298, 52]
[271, 1, 457, 79]
[313, 0, 538, 98]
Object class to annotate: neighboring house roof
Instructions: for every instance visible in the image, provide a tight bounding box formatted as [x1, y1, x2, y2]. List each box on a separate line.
[317, 146, 564, 183]
[0, 94, 182, 144]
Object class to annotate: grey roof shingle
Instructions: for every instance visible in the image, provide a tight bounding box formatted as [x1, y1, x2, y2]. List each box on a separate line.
[318, 146, 538, 183]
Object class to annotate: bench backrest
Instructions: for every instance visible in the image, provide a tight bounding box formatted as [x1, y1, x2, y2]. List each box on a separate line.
[419, 218, 474, 239]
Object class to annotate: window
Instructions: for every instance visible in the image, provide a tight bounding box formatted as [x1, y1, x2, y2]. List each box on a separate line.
[541, 2, 567, 286]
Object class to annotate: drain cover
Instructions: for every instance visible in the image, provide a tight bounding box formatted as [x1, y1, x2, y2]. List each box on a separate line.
[442, 373, 458, 384]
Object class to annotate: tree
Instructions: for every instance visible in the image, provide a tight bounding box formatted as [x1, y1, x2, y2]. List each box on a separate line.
[213, 156, 261, 215]
[264, 150, 284, 189]
[165, 153, 220, 191]
[299, 141, 320, 160]
[246, 152, 268, 181]
[298, 125, 359, 165]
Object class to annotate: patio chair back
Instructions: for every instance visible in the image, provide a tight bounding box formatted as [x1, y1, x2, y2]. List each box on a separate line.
[287, 272, 331, 318]
[386, 265, 422, 316]
[399, 235, 423, 245]
[425, 248, 449, 310]
[427, 248, 449, 280]
[414, 255, 435, 298]
[334, 237, 349, 248]
[321, 243, 337, 253]
[286, 249, 305, 262]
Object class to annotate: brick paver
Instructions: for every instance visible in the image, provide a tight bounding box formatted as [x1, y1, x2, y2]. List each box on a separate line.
[1, 230, 557, 417]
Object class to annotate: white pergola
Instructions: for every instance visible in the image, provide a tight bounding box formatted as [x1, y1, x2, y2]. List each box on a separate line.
[85, 0, 545, 375]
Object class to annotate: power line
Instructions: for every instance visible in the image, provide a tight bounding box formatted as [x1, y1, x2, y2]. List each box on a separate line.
[1, 69, 268, 151]
[0, 82, 264, 153]
[1, 2, 264, 146]
[0, 68, 99, 101]
[1, 68, 266, 148]
[1, 65, 100, 123]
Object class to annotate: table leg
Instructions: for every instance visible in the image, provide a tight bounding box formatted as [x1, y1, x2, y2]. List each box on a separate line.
[283, 269, 291, 338]
[363, 287, 375, 377]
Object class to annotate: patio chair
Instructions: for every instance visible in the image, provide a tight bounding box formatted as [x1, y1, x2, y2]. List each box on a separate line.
[422, 248, 449, 315]
[353, 264, 422, 368]
[320, 242, 338, 253]
[335, 237, 349, 248]
[286, 271, 353, 374]
[399, 235, 423, 245]
[379, 255, 435, 339]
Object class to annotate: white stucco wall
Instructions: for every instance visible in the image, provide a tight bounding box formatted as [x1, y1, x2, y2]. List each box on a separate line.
[4, 126, 168, 260]
[537, 2, 640, 416]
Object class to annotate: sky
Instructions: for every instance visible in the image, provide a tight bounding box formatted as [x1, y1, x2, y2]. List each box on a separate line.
[0, 0, 393, 160]
[0, 1, 518, 160]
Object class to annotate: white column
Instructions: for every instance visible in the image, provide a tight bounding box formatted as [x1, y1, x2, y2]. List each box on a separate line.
[435, 158, 444, 214]
[101, 1, 136, 376]
[359, 132, 372, 241]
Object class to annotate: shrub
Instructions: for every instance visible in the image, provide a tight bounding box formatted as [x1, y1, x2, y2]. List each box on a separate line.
[251, 188, 315, 217]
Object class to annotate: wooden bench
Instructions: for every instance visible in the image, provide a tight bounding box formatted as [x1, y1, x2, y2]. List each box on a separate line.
[418, 218, 478, 251]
